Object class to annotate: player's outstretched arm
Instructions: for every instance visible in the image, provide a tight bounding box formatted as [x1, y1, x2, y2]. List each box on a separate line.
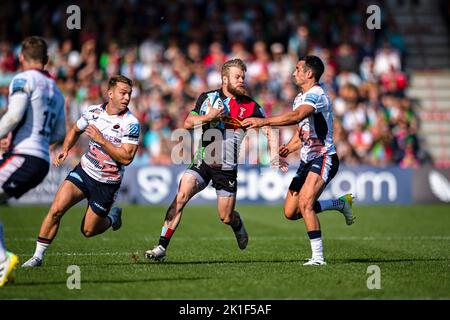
[54, 123, 83, 166]
[85, 124, 138, 165]
[242, 104, 315, 128]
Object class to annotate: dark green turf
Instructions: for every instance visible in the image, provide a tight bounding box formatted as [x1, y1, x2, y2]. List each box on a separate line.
[0, 204, 449, 299]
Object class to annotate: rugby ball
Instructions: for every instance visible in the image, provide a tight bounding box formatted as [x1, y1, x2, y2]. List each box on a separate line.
[205, 92, 223, 114]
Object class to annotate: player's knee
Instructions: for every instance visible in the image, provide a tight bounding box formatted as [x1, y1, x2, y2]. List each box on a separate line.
[81, 227, 95, 238]
[284, 209, 301, 220]
[176, 191, 189, 206]
[298, 195, 314, 215]
[48, 207, 64, 223]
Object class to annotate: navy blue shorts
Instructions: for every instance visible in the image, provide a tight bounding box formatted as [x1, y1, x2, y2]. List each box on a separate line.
[0, 152, 49, 199]
[65, 163, 120, 217]
[289, 154, 339, 192]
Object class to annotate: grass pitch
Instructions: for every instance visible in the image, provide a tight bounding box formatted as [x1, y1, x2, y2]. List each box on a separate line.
[0, 204, 449, 299]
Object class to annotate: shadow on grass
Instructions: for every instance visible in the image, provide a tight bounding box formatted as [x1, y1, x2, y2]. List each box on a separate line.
[19, 257, 450, 270]
[334, 258, 450, 263]
[11, 276, 210, 286]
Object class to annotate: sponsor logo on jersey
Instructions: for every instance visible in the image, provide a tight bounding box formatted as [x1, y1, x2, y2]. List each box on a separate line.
[11, 78, 27, 94]
[238, 107, 246, 118]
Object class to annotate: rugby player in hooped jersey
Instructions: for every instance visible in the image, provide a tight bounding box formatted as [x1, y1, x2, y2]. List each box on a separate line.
[0, 36, 66, 285]
[243, 56, 354, 266]
[22, 75, 140, 267]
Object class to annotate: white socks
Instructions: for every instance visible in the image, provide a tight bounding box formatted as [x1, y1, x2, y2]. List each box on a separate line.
[310, 238, 324, 260]
[319, 199, 345, 212]
[307, 230, 324, 261]
[33, 240, 51, 260]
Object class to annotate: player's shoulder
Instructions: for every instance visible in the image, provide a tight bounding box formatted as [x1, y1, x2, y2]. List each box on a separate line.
[199, 89, 223, 101]
[9, 70, 35, 93]
[122, 108, 140, 125]
[307, 85, 325, 95]
[300, 85, 327, 106]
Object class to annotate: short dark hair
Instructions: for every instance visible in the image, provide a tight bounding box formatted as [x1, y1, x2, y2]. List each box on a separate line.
[108, 75, 133, 90]
[299, 55, 325, 82]
[21, 36, 48, 65]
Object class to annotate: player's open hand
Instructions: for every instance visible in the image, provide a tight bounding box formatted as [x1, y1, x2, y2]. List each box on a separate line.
[53, 150, 68, 167]
[85, 124, 105, 145]
[206, 103, 225, 122]
[242, 117, 266, 129]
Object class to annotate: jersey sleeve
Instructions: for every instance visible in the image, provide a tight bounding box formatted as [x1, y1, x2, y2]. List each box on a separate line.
[191, 92, 208, 115]
[300, 90, 325, 113]
[121, 118, 140, 145]
[76, 108, 90, 131]
[251, 100, 266, 118]
[9, 74, 33, 97]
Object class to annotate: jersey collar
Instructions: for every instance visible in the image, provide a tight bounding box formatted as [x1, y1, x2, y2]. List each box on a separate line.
[102, 101, 128, 117]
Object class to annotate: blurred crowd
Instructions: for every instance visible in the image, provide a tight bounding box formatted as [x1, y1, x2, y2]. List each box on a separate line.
[0, 0, 430, 168]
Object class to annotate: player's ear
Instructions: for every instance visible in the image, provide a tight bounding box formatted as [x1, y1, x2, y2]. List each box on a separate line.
[107, 88, 114, 99]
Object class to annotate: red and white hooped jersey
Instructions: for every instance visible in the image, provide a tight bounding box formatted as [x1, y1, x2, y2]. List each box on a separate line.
[293, 85, 336, 163]
[76, 102, 140, 184]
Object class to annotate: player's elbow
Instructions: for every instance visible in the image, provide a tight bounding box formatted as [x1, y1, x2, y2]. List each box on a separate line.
[120, 159, 132, 166]
[183, 119, 194, 129]
[120, 156, 134, 166]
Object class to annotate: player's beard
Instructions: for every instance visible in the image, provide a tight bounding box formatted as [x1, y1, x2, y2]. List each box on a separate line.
[227, 82, 247, 97]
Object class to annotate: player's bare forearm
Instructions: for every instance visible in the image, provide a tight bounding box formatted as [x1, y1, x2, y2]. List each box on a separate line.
[286, 130, 302, 154]
[98, 141, 138, 166]
[243, 105, 316, 129]
[266, 106, 315, 127]
[184, 107, 224, 129]
[61, 124, 82, 153]
[183, 113, 211, 129]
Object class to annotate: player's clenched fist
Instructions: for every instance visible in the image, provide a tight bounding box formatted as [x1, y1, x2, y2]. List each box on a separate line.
[279, 144, 290, 158]
[85, 124, 105, 145]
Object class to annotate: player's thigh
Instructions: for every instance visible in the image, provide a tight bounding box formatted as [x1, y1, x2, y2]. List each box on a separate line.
[50, 180, 86, 214]
[211, 168, 237, 219]
[285, 162, 308, 217]
[82, 205, 108, 230]
[176, 171, 207, 203]
[284, 189, 300, 218]
[299, 154, 339, 207]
